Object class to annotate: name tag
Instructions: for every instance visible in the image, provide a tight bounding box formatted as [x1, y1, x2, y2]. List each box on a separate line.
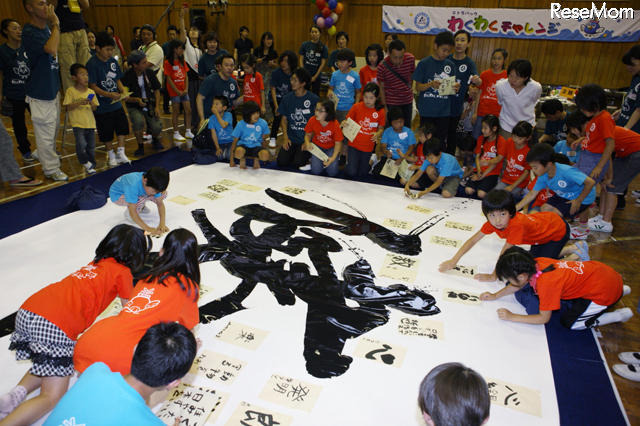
[173, 65, 179, 71]
[513, 164, 524, 171]
[315, 53, 321, 57]
[346, 75, 355, 84]
[486, 152, 496, 158]
[372, 77, 377, 83]
[106, 71, 116, 79]
[399, 132, 408, 140]
[246, 124, 255, 128]
[302, 109, 310, 114]
[370, 122, 378, 128]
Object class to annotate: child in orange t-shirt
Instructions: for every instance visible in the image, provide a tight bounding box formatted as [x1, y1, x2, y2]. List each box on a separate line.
[439, 189, 586, 282]
[164, 40, 193, 143]
[471, 48, 507, 140]
[464, 114, 505, 199]
[480, 246, 632, 329]
[0, 225, 149, 425]
[344, 82, 386, 178]
[494, 121, 532, 199]
[304, 99, 343, 177]
[73, 228, 201, 376]
[240, 53, 266, 114]
[358, 43, 383, 94]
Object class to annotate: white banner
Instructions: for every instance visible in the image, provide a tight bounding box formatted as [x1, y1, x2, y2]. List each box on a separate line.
[382, 4, 640, 42]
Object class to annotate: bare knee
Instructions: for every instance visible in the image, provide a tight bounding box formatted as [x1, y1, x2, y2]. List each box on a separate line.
[235, 147, 246, 159]
[441, 190, 453, 198]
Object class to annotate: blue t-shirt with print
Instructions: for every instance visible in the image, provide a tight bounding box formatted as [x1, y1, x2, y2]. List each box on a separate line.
[199, 72, 240, 117]
[533, 162, 595, 204]
[22, 24, 59, 101]
[109, 172, 162, 204]
[420, 152, 463, 178]
[618, 73, 640, 134]
[554, 139, 581, 164]
[270, 68, 292, 103]
[232, 118, 269, 148]
[299, 41, 328, 76]
[43, 362, 163, 426]
[412, 56, 455, 118]
[0, 44, 29, 100]
[278, 90, 319, 144]
[86, 55, 123, 114]
[449, 55, 477, 117]
[381, 126, 416, 160]
[208, 111, 234, 145]
[330, 70, 361, 112]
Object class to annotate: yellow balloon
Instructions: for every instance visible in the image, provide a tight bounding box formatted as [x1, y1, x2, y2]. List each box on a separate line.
[327, 25, 337, 36]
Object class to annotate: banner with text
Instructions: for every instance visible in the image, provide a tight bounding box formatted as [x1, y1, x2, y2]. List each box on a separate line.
[382, 5, 640, 42]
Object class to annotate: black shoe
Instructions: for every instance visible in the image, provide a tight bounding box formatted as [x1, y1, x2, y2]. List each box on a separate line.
[617, 195, 626, 210]
[134, 145, 144, 157]
[152, 138, 164, 151]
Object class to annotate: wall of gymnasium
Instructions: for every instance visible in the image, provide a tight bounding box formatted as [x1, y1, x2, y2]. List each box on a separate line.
[3, 0, 637, 89]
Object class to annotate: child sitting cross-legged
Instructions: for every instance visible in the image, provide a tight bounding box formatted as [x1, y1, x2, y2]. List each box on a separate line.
[230, 101, 270, 169]
[404, 138, 463, 199]
[208, 95, 234, 161]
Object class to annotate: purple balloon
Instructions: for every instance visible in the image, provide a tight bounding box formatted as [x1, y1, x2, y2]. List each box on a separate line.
[328, 0, 337, 9]
[324, 17, 334, 28]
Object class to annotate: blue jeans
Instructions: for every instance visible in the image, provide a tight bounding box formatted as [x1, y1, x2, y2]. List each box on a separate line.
[73, 127, 96, 165]
[310, 146, 339, 177]
[346, 146, 372, 178]
[472, 115, 484, 140]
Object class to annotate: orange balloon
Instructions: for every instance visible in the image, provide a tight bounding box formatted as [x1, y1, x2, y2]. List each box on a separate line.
[335, 2, 343, 14]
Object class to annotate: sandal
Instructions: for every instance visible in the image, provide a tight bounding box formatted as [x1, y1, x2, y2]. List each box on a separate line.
[10, 177, 42, 187]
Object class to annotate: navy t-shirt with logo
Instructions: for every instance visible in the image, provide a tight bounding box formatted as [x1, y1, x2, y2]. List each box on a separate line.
[22, 23, 60, 101]
[299, 41, 328, 76]
[449, 55, 477, 117]
[618, 74, 640, 134]
[412, 56, 455, 118]
[199, 72, 240, 116]
[86, 55, 123, 114]
[0, 44, 30, 100]
[278, 90, 319, 144]
[270, 68, 292, 103]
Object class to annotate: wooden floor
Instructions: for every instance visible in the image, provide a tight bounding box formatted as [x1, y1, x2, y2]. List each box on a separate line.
[1, 113, 640, 423]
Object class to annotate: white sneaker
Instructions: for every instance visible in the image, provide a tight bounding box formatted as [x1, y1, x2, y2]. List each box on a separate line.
[116, 147, 130, 164]
[631, 190, 640, 198]
[622, 285, 631, 296]
[570, 225, 589, 240]
[143, 133, 153, 140]
[83, 162, 96, 174]
[269, 138, 277, 148]
[185, 129, 195, 139]
[45, 170, 68, 181]
[618, 351, 640, 364]
[613, 363, 640, 382]
[588, 217, 613, 233]
[31, 150, 39, 161]
[108, 150, 118, 167]
[299, 164, 311, 171]
[173, 131, 186, 141]
[588, 214, 602, 223]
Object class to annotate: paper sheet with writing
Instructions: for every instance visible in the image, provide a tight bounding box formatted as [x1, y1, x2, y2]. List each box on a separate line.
[430, 235, 462, 248]
[444, 265, 478, 279]
[438, 75, 456, 96]
[382, 218, 414, 230]
[224, 401, 293, 426]
[353, 337, 407, 368]
[188, 350, 245, 385]
[110, 90, 132, 104]
[168, 195, 196, 205]
[341, 117, 361, 142]
[156, 383, 227, 426]
[259, 374, 322, 413]
[487, 378, 542, 417]
[397, 317, 445, 341]
[237, 183, 262, 192]
[443, 288, 482, 305]
[406, 204, 433, 215]
[444, 220, 474, 232]
[378, 253, 420, 282]
[215, 321, 269, 350]
[380, 159, 399, 179]
[308, 143, 329, 162]
[199, 192, 223, 201]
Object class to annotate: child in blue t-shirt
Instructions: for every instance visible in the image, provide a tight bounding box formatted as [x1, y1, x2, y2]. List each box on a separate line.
[231, 101, 270, 169]
[516, 143, 595, 224]
[109, 167, 170, 236]
[404, 138, 463, 198]
[375, 106, 416, 181]
[328, 49, 361, 122]
[208, 95, 234, 161]
[553, 133, 581, 165]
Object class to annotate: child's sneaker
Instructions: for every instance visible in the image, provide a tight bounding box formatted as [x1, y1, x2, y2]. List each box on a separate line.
[587, 217, 613, 233]
[631, 190, 640, 198]
[622, 285, 631, 296]
[185, 129, 195, 139]
[83, 162, 96, 174]
[588, 214, 602, 224]
[108, 150, 118, 167]
[570, 225, 589, 240]
[619, 351, 640, 364]
[299, 164, 311, 171]
[45, 170, 69, 181]
[143, 133, 153, 141]
[173, 131, 186, 142]
[116, 147, 130, 164]
[269, 137, 277, 148]
[613, 363, 640, 382]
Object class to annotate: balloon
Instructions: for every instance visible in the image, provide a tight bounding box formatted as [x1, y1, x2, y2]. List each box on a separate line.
[335, 2, 344, 14]
[322, 7, 331, 17]
[316, 17, 325, 28]
[324, 17, 334, 28]
[316, 0, 326, 10]
[328, 0, 337, 9]
[327, 25, 337, 36]
[313, 14, 321, 23]
[330, 12, 338, 23]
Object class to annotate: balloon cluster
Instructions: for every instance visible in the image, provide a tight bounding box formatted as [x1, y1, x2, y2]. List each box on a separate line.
[312, 0, 344, 36]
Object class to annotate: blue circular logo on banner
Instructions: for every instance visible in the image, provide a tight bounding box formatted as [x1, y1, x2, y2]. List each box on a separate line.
[414, 12, 430, 30]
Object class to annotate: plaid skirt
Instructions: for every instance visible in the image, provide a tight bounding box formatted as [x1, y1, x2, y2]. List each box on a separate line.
[9, 309, 75, 376]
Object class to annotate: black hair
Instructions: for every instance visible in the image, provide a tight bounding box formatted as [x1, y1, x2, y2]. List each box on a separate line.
[335, 48, 355, 65]
[424, 138, 443, 156]
[95, 31, 115, 49]
[481, 114, 500, 136]
[132, 26, 140, 35]
[140, 24, 156, 38]
[94, 224, 150, 272]
[239, 53, 257, 69]
[130, 322, 197, 388]
[565, 110, 590, 133]
[105, 25, 115, 34]
[491, 48, 508, 68]
[0, 19, 18, 39]
[387, 106, 405, 124]
[166, 25, 178, 34]
[418, 362, 490, 426]
[309, 24, 321, 33]
[293, 67, 312, 90]
[335, 31, 349, 43]
[574, 83, 607, 113]
[507, 59, 532, 85]
[144, 166, 170, 192]
[202, 31, 219, 47]
[257, 31, 275, 56]
[362, 82, 384, 110]
[454, 30, 472, 43]
[496, 246, 539, 284]
[364, 43, 384, 66]
[70, 63, 87, 77]
[434, 30, 455, 47]
[143, 228, 201, 300]
[541, 99, 564, 115]
[416, 123, 434, 138]
[239, 25, 249, 34]
[622, 45, 640, 66]
[482, 189, 516, 217]
[554, 153, 571, 165]
[213, 95, 230, 109]
[388, 39, 405, 53]
[526, 142, 566, 166]
[216, 53, 235, 67]
[384, 33, 398, 42]
[458, 133, 476, 152]
[241, 101, 261, 122]
[512, 121, 534, 139]
[279, 50, 298, 72]
[167, 39, 185, 65]
[317, 98, 336, 122]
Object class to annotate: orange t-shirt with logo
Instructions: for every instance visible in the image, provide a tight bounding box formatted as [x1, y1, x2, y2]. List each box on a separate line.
[73, 274, 199, 375]
[163, 59, 188, 97]
[243, 71, 265, 107]
[21, 258, 133, 341]
[474, 135, 506, 176]
[304, 116, 344, 149]
[501, 138, 531, 187]
[477, 69, 506, 117]
[613, 126, 640, 158]
[534, 257, 622, 311]
[480, 212, 567, 245]
[358, 65, 377, 94]
[346, 102, 386, 152]
[581, 110, 615, 154]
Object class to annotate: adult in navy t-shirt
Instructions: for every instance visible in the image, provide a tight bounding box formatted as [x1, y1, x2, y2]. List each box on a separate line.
[270, 68, 292, 104]
[22, 24, 59, 101]
[198, 71, 240, 121]
[278, 90, 318, 144]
